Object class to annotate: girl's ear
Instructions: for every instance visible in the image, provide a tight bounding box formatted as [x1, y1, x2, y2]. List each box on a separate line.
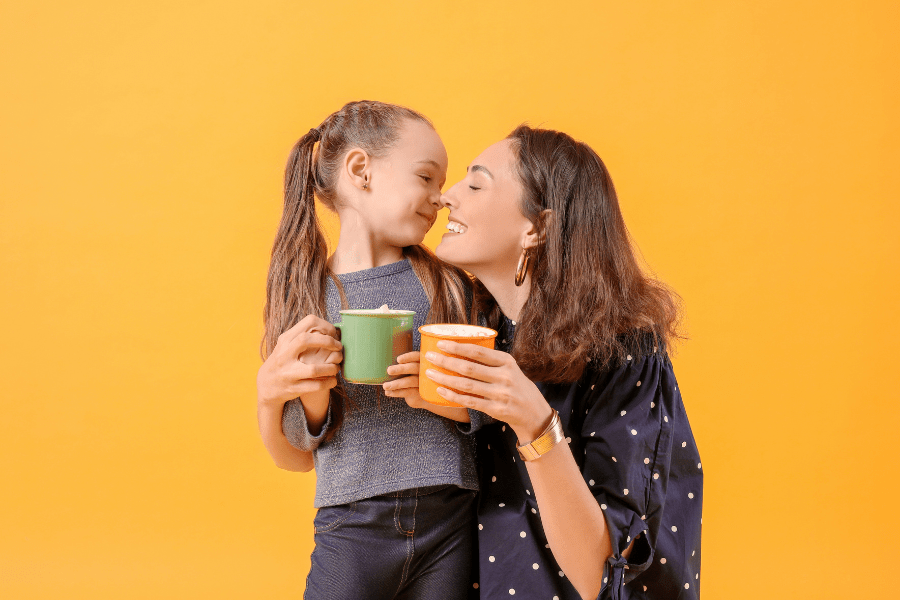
[344, 147, 371, 191]
[522, 209, 553, 250]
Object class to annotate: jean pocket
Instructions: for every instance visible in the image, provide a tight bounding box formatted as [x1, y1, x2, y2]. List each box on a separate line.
[313, 502, 357, 534]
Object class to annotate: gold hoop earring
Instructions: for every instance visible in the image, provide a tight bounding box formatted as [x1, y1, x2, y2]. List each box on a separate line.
[515, 249, 530, 287]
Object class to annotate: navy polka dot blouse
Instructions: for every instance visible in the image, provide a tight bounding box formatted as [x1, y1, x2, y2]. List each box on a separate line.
[471, 316, 703, 599]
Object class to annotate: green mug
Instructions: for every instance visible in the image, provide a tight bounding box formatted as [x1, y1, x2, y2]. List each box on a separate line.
[334, 309, 415, 385]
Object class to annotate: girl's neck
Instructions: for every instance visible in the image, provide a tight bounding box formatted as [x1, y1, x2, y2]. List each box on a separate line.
[327, 210, 405, 275]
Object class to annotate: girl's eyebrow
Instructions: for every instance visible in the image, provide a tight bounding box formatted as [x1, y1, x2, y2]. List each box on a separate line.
[415, 159, 441, 169]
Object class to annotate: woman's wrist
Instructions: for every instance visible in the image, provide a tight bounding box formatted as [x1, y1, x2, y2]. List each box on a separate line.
[513, 404, 555, 444]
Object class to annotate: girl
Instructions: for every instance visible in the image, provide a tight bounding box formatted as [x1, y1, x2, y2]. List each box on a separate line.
[411, 125, 702, 599]
[256, 101, 477, 600]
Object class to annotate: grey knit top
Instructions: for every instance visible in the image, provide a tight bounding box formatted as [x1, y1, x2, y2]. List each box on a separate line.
[281, 259, 479, 508]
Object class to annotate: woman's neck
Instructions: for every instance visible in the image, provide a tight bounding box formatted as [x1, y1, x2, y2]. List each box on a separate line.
[471, 265, 531, 322]
[327, 210, 404, 274]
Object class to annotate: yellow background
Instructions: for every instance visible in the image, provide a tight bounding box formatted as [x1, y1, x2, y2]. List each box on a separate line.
[2, 1, 898, 598]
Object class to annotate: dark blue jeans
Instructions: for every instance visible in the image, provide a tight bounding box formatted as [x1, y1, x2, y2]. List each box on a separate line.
[304, 485, 477, 600]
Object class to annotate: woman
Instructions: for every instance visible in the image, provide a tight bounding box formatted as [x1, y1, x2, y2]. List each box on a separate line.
[416, 126, 702, 599]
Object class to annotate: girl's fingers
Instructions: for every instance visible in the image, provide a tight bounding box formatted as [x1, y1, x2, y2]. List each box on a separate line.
[387, 361, 419, 377]
[395, 351, 421, 364]
[425, 369, 493, 398]
[434, 340, 508, 367]
[424, 352, 495, 383]
[383, 375, 418, 392]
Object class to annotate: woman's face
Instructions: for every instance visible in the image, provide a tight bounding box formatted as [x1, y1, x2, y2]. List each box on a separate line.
[436, 139, 534, 277]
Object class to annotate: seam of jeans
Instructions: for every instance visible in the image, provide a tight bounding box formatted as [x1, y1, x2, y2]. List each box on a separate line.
[313, 501, 357, 534]
[398, 495, 416, 594]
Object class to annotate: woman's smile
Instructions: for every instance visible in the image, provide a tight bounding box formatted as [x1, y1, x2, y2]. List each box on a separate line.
[445, 218, 468, 234]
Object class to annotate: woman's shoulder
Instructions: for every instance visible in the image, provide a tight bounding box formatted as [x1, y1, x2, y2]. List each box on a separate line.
[582, 328, 671, 378]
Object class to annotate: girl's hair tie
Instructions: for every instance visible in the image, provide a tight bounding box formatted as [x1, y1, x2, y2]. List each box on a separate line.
[307, 128, 321, 142]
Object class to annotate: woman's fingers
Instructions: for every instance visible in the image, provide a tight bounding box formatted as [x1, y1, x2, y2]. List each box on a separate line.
[288, 331, 343, 356]
[434, 340, 508, 367]
[425, 368, 494, 398]
[424, 351, 496, 383]
[431, 386, 489, 412]
[291, 362, 341, 381]
[277, 315, 339, 347]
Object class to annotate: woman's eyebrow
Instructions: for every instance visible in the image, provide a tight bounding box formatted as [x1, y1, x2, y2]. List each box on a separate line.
[467, 164, 493, 179]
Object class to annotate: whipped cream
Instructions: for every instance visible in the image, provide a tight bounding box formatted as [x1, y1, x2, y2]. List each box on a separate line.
[421, 324, 495, 337]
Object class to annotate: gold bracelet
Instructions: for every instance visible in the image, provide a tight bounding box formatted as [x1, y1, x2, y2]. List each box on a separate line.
[516, 409, 564, 461]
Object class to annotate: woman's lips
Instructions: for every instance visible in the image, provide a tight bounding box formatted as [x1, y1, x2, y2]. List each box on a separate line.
[446, 220, 468, 234]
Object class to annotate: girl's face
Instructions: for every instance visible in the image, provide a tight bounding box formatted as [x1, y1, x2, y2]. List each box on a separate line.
[363, 119, 448, 248]
[436, 139, 533, 277]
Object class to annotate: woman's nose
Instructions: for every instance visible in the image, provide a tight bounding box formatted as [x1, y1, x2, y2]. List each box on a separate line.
[439, 187, 456, 209]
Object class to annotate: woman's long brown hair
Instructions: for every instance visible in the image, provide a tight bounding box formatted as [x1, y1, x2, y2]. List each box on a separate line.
[477, 125, 682, 383]
[262, 101, 472, 435]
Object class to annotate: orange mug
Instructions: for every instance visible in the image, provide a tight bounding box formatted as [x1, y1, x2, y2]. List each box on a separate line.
[418, 324, 498, 407]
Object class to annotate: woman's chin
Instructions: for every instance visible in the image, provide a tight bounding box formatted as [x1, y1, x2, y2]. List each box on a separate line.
[435, 236, 460, 264]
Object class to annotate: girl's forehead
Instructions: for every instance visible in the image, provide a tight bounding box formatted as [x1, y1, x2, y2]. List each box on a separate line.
[393, 120, 448, 168]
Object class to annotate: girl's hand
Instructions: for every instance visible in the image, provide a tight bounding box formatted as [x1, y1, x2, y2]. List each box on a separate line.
[384, 352, 470, 423]
[424, 341, 553, 441]
[383, 351, 428, 408]
[256, 315, 343, 411]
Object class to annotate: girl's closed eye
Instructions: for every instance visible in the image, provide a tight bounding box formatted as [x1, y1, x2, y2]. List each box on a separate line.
[419, 174, 432, 183]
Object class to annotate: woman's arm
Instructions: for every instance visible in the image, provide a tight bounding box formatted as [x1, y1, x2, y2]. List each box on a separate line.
[256, 316, 343, 471]
[425, 341, 623, 600]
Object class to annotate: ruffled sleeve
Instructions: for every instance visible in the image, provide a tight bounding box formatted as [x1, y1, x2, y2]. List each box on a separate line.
[575, 352, 676, 598]
[281, 398, 333, 452]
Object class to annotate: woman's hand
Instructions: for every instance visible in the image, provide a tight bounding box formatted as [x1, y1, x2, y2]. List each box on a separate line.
[257, 315, 343, 412]
[256, 315, 342, 471]
[423, 341, 552, 441]
[384, 351, 471, 423]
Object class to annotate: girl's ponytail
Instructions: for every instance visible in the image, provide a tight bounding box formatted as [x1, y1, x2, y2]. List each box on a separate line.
[262, 129, 330, 359]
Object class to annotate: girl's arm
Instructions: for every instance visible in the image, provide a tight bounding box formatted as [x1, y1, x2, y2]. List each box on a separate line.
[423, 341, 624, 600]
[257, 316, 343, 471]
[257, 402, 315, 471]
[383, 352, 470, 423]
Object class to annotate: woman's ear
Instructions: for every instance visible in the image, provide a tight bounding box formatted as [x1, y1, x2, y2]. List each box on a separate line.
[344, 147, 371, 191]
[522, 209, 554, 250]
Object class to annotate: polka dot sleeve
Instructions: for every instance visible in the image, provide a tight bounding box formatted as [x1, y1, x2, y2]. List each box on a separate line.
[576, 352, 672, 587]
